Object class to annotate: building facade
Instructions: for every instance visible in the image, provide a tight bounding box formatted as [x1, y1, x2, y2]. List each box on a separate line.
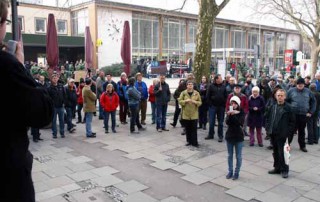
[9, 0, 304, 71]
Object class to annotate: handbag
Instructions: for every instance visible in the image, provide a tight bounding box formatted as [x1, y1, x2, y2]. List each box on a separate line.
[283, 138, 291, 165]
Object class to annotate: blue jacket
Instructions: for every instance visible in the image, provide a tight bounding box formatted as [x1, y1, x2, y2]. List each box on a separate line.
[126, 85, 141, 106]
[135, 81, 148, 100]
[286, 87, 316, 115]
[117, 81, 128, 101]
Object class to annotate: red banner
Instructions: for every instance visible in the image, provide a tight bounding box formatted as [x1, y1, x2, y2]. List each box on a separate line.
[284, 49, 294, 66]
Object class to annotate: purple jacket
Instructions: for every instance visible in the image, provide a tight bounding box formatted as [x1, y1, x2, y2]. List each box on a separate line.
[248, 95, 265, 128]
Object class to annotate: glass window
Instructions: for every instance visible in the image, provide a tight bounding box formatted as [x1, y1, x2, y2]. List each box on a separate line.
[263, 32, 275, 67]
[248, 31, 258, 49]
[276, 33, 286, 55]
[35, 18, 46, 33]
[212, 26, 229, 49]
[187, 21, 197, 43]
[71, 9, 88, 36]
[18, 16, 24, 32]
[231, 28, 246, 49]
[57, 20, 67, 34]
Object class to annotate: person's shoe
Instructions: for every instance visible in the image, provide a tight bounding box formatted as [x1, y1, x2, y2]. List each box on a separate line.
[181, 131, 185, 135]
[307, 142, 314, 145]
[138, 127, 146, 131]
[185, 143, 191, 146]
[314, 141, 319, 144]
[33, 138, 38, 143]
[87, 135, 96, 138]
[105, 130, 109, 134]
[267, 145, 273, 150]
[193, 144, 199, 148]
[218, 138, 223, 142]
[92, 132, 96, 136]
[170, 123, 176, 127]
[141, 121, 146, 125]
[205, 136, 213, 140]
[157, 128, 162, 132]
[250, 143, 254, 146]
[112, 129, 117, 133]
[52, 136, 57, 139]
[281, 171, 288, 178]
[61, 135, 65, 138]
[232, 173, 239, 180]
[258, 144, 264, 147]
[72, 123, 76, 127]
[300, 147, 308, 152]
[226, 172, 233, 179]
[130, 131, 139, 134]
[162, 128, 169, 131]
[203, 125, 206, 130]
[99, 117, 104, 120]
[69, 128, 76, 133]
[38, 137, 43, 141]
[268, 169, 281, 174]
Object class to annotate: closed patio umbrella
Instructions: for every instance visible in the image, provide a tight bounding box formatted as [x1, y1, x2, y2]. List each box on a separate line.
[85, 26, 94, 69]
[121, 21, 131, 75]
[46, 13, 59, 71]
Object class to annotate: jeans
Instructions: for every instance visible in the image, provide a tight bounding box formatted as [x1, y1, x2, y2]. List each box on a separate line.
[150, 102, 156, 123]
[208, 106, 225, 138]
[307, 115, 317, 143]
[156, 104, 168, 129]
[226, 141, 243, 174]
[85, 112, 93, 136]
[104, 111, 116, 131]
[52, 107, 65, 137]
[65, 107, 73, 131]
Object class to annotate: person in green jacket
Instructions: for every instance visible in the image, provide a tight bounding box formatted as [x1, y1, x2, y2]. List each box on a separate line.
[178, 80, 202, 147]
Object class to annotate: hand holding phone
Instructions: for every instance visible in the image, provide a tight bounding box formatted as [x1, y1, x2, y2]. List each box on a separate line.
[7, 40, 17, 55]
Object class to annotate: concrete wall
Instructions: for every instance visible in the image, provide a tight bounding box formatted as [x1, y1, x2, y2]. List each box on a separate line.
[97, 7, 132, 68]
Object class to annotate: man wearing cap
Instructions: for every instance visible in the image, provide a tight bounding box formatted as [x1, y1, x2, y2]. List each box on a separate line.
[286, 78, 316, 152]
[64, 78, 77, 133]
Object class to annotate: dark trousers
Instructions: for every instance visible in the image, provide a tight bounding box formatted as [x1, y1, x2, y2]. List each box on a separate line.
[129, 105, 142, 132]
[172, 100, 181, 126]
[271, 136, 289, 172]
[65, 107, 74, 131]
[185, 119, 198, 146]
[156, 104, 168, 129]
[198, 103, 208, 127]
[119, 100, 128, 123]
[208, 105, 225, 138]
[77, 104, 83, 122]
[104, 111, 116, 131]
[31, 128, 40, 140]
[307, 115, 317, 143]
[289, 114, 307, 149]
[139, 99, 147, 123]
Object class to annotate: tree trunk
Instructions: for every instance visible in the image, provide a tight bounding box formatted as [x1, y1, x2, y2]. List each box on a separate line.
[311, 48, 320, 77]
[193, 0, 217, 83]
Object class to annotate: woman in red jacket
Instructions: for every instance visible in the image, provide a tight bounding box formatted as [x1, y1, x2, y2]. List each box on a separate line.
[148, 79, 158, 124]
[100, 84, 119, 133]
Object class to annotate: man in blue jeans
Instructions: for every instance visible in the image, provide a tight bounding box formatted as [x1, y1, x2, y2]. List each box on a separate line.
[206, 74, 228, 142]
[83, 78, 97, 138]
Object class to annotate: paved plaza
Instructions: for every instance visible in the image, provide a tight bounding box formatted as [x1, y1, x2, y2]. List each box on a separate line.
[29, 78, 320, 202]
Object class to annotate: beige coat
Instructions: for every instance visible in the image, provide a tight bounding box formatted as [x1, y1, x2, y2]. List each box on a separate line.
[82, 85, 97, 113]
[178, 90, 202, 120]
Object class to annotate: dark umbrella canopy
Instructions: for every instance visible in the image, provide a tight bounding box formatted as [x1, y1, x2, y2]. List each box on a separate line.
[46, 13, 59, 71]
[121, 21, 131, 75]
[85, 26, 94, 69]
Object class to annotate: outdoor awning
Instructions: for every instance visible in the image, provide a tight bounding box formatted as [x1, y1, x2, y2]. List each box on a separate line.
[4, 33, 84, 48]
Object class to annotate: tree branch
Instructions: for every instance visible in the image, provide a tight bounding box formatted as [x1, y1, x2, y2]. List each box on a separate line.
[218, 0, 231, 13]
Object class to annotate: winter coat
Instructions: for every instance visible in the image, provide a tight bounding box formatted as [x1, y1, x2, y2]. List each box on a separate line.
[64, 86, 77, 108]
[226, 93, 249, 114]
[135, 81, 148, 100]
[265, 102, 295, 139]
[148, 85, 155, 103]
[206, 83, 228, 107]
[127, 85, 141, 106]
[225, 109, 245, 143]
[178, 90, 202, 120]
[82, 85, 97, 112]
[100, 91, 119, 112]
[48, 83, 66, 108]
[286, 87, 316, 115]
[117, 80, 128, 101]
[77, 85, 84, 104]
[154, 81, 171, 105]
[247, 95, 265, 128]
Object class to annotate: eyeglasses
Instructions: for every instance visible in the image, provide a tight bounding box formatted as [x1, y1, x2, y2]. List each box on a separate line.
[5, 19, 11, 25]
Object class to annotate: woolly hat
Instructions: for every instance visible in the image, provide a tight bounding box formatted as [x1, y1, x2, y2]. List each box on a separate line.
[230, 96, 241, 106]
[296, 78, 305, 85]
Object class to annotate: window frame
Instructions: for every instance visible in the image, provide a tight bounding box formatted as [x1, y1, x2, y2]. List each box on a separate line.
[35, 17, 46, 34]
[56, 19, 68, 35]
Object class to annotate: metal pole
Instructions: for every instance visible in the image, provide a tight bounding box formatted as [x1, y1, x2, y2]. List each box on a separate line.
[11, 0, 19, 40]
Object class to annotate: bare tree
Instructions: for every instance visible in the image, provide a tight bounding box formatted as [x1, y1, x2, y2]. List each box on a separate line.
[193, 0, 230, 83]
[251, 0, 320, 77]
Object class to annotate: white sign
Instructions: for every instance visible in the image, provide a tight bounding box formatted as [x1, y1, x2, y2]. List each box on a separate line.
[296, 51, 303, 62]
[184, 43, 196, 53]
[218, 60, 226, 79]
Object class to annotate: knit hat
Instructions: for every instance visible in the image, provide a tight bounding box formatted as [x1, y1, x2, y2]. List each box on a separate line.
[230, 96, 241, 106]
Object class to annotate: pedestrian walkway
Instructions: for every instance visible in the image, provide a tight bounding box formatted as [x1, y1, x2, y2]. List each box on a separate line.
[30, 113, 320, 202]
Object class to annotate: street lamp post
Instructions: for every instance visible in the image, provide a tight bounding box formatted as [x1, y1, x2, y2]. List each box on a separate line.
[11, 0, 19, 40]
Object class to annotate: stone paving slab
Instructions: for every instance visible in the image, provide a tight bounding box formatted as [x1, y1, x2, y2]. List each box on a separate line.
[91, 175, 124, 187]
[123, 151, 145, 160]
[268, 184, 304, 201]
[45, 176, 75, 189]
[39, 195, 67, 202]
[32, 171, 51, 183]
[43, 166, 74, 178]
[210, 175, 242, 189]
[181, 172, 213, 185]
[68, 156, 94, 164]
[255, 191, 296, 202]
[124, 191, 158, 202]
[283, 178, 318, 192]
[66, 162, 96, 172]
[197, 166, 225, 179]
[150, 160, 177, 170]
[114, 180, 149, 194]
[36, 187, 65, 201]
[303, 186, 320, 202]
[171, 164, 201, 175]
[225, 186, 261, 201]
[67, 170, 99, 182]
[161, 196, 185, 202]
[91, 166, 120, 176]
[293, 197, 318, 202]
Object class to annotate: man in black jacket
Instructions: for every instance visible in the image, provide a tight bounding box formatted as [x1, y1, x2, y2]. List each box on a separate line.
[265, 89, 295, 178]
[1, 1, 53, 201]
[206, 74, 228, 142]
